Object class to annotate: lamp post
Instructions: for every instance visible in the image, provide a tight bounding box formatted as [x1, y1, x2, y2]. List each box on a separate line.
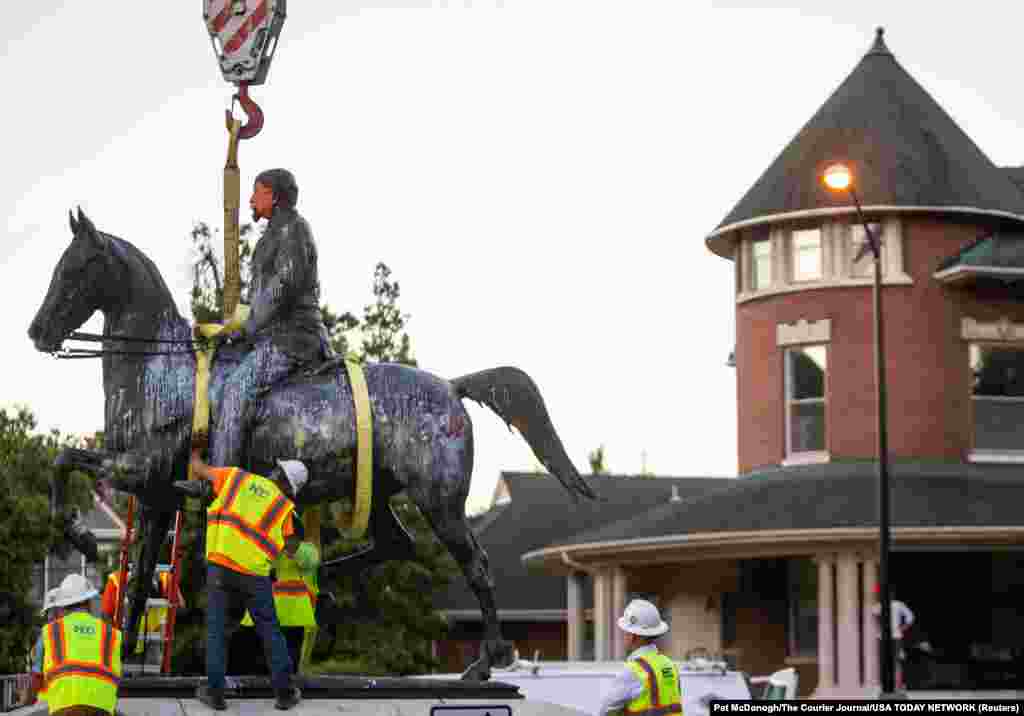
[823, 163, 895, 697]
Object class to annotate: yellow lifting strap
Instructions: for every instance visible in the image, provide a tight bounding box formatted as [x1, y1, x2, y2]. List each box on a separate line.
[342, 357, 373, 538]
[188, 304, 249, 481]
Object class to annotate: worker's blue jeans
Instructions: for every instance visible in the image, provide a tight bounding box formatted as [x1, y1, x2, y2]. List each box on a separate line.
[206, 564, 293, 691]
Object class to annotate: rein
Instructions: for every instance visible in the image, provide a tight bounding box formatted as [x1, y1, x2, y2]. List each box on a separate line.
[49, 330, 203, 359]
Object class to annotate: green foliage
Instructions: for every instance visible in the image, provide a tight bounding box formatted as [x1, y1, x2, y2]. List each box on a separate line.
[0, 407, 93, 672]
[317, 497, 458, 674]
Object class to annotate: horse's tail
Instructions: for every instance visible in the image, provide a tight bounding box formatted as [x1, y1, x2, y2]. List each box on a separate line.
[452, 367, 599, 502]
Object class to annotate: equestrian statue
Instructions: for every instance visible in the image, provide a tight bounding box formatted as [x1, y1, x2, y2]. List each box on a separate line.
[27, 170, 597, 681]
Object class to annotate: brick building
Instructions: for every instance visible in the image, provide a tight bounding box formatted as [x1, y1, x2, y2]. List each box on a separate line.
[521, 29, 1024, 697]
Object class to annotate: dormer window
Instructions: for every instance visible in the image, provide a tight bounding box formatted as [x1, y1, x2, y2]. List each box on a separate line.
[791, 229, 823, 282]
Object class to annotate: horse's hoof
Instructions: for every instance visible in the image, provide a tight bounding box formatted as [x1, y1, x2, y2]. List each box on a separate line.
[460, 659, 490, 682]
[487, 639, 515, 669]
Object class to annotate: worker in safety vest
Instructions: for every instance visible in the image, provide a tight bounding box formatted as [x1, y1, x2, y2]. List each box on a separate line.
[29, 587, 63, 705]
[596, 599, 682, 716]
[181, 449, 306, 711]
[99, 566, 130, 623]
[32, 574, 123, 716]
[237, 531, 320, 674]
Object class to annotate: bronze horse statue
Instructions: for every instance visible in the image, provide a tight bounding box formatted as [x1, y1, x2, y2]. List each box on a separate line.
[28, 208, 597, 679]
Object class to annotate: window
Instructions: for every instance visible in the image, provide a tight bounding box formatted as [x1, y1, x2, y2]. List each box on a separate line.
[791, 229, 822, 282]
[787, 559, 818, 657]
[786, 345, 827, 455]
[970, 345, 1024, 453]
[850, 222, 881, 278]
[752, 239, 772, 290]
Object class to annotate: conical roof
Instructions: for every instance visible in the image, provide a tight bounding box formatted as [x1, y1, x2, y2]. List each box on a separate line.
[707, 28, 1024, 257]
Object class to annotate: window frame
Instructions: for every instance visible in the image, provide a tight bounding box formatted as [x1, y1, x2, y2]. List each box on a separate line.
[752, 238, 773, 291]
[784, 344, 829, 463]
[790, 228, 823, 283]
[968, 341, 1024, 463]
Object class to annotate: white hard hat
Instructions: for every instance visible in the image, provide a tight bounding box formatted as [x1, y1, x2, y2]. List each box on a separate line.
[52, 574, 99, 608]
[276, 459, 308, 496]
[40, 588, 61, 616]
[617, 599, 669, 637]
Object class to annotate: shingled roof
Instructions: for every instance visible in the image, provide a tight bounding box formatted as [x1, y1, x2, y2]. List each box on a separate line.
[540, 461, 1024, 550]
[435, 472, 732, 619]
[707, 29, 1024, 258]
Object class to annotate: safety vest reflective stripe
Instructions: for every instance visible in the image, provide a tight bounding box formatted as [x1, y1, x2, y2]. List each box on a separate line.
[636, 658, 659, 704]
[221, 468, 247, 510]
[208, 513, 280, 560]
[259, 495, 289, 532]
[47, 622, 65, 664]
[100, 623, 113, 669]
[46, 663, 120, 687]
[624, 652, 683, 716]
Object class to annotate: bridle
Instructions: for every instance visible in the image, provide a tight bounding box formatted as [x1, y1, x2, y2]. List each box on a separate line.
[49, 331, 204, 359]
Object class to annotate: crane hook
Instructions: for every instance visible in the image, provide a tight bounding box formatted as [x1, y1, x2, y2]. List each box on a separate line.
[225, 81, 264, 140]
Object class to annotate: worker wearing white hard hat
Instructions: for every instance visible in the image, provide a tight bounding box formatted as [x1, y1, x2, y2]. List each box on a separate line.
[31, 574, 123, 715]
[596, 599, 682, 716]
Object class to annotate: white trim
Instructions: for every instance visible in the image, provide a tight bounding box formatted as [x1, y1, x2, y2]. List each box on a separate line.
[936, 265, 1024, 283]
[777, 319, 831, 347]
[522, 526, 1024, 566]
[781, 451, 830, 467]
[967, 451, 1024, 464]
[737, 273, 913, 304]
[962, 317, 1024, 342]
[706, 204, 1024, 257]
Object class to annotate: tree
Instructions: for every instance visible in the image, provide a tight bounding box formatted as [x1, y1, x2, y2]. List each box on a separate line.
[0, 407, 93, 672]
[179, 223, 450, 675]
[588, 445, 608, 475]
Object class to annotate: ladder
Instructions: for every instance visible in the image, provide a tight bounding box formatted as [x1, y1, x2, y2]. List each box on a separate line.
[113, 499, 187, 675]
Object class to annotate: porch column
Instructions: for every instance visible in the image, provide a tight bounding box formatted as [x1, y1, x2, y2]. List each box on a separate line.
[611, 567, 628, 659]
[836, 553, 860, 689]
[593, 568, 614, 660]
[814, 555, 835, 696]
[567, 571, 586, 660]
[862, 558, 879, 688]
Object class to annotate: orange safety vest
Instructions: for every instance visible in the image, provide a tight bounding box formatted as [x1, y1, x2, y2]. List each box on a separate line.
[43, 611, 122, 715]
[206, 468, 294, 577]
[241, 551, 317, 627]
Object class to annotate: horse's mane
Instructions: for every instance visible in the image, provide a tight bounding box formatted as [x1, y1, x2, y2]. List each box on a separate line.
[101, 232, 184, 321]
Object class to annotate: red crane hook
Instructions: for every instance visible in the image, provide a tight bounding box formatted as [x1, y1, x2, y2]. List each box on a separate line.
[225, 81, 264, 140]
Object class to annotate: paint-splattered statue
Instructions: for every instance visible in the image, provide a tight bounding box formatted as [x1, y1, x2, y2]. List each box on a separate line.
[212, 168, 332, 468]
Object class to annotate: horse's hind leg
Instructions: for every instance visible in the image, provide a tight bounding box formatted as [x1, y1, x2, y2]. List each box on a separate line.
[422, 504, 513, 680]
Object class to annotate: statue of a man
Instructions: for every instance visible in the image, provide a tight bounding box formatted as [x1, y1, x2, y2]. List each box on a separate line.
[211, 168, 331, 468]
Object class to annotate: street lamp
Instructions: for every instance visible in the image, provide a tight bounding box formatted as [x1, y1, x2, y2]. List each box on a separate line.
[822, 162, 896, 697]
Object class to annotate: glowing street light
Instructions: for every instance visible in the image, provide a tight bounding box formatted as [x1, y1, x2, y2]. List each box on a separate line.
[822, 162, 897, 698]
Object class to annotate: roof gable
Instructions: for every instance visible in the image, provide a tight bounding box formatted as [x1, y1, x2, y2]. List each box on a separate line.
[708, 29, 1024, 257]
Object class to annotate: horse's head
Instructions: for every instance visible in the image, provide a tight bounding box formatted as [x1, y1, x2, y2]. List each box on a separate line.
[28, 208, 121, 352]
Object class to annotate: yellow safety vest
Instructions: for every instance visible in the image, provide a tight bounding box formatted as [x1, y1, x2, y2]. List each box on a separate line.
[241, 551, 317, 627]
[206, 468, 294, 577]
[43, 611, 122, 715]
[624, 650, 683, 716]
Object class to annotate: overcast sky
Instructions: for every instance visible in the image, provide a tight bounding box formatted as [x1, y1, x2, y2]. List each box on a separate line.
[4, 1, 1023, 512]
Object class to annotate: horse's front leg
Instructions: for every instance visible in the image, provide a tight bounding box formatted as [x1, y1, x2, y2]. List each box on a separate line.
[54, 446, 150, 496]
